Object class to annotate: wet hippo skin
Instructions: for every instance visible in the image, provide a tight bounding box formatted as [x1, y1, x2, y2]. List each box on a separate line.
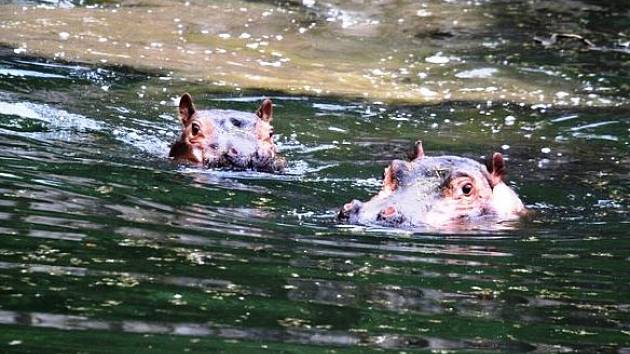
[339, 141, 527, 229]
[169, 93, 286, 172]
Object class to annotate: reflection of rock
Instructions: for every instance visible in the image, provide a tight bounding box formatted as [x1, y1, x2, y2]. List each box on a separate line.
[286, 278, 470, 315]
[0, 309, 539, 351]
[287, 278, 358, 306]
[369, 334, 429, 349]
[369, 287, 442, 314]
[285, 275, 597, 329]
[0, 309, 432, 349]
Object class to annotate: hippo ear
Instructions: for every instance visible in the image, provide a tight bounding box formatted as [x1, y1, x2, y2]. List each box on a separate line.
[178, 93, 196, 126]
[256, 98, 273, 122]
[485, 152, 506, 187]
[382, 166, 396, 193]
[408, 140, 425, 160]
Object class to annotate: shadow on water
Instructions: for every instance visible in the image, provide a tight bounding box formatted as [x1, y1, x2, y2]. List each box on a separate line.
[0, 1, 629, 353]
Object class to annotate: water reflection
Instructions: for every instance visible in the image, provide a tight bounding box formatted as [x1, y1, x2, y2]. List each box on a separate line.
[0, 309, 543, 351]
[0, 5, 629, 352]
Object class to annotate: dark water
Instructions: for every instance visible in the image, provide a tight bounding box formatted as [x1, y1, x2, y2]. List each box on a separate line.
[1, 1, 630, 353]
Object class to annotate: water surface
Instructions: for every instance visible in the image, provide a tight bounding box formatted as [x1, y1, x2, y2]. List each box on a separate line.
[0, 0, 629, 353]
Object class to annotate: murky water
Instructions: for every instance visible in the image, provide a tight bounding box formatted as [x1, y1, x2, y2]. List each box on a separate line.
[1, 0, 629, 353]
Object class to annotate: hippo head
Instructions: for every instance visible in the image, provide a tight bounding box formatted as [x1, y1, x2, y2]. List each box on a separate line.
[169, 93, 286, 172]
[339, 141, 527, 229]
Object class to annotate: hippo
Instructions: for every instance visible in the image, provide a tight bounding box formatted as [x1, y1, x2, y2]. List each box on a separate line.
[169, 93, 286, 172]
[338, 141, 527, 229]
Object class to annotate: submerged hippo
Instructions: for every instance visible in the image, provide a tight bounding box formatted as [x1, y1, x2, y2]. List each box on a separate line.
[339, 141, 527, 229]
[169, 93, 286, 172]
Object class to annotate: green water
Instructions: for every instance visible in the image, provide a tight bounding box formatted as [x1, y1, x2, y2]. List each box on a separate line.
[0, 0, 629, 353]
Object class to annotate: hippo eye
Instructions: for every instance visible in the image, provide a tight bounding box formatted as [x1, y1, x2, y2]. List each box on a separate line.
[462, 183, 473, 196]
[191, 123, 201, 136]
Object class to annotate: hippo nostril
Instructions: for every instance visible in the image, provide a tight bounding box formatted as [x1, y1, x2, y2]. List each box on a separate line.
[338, 200, 362, 220]
[382, 206, 397, 217]
[377, 206, 402, 224]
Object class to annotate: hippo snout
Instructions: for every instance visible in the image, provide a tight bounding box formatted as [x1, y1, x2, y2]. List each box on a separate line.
[376, 206, 404, 225]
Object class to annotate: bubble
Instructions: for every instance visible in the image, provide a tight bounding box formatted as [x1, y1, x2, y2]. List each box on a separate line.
[455, 68, 497, 79]
[425, 52, 450, 64]
[419, 87, 437, 97]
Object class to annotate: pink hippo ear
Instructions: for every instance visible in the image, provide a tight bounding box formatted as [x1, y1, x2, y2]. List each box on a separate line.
[178, 93, 196, 126]
[486, 152, 506, 187]
[256, 98, 273, 122]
